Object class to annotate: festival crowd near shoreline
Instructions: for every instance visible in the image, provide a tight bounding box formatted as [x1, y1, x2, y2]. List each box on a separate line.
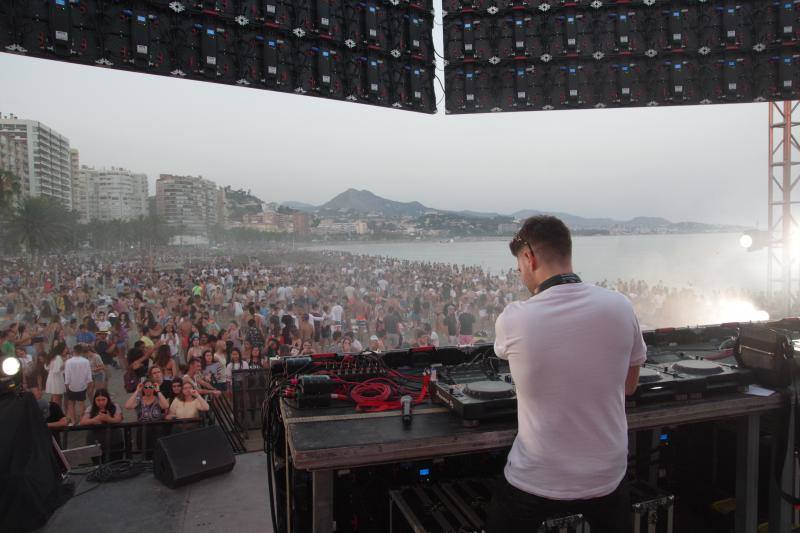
[0, 246, 779, 428]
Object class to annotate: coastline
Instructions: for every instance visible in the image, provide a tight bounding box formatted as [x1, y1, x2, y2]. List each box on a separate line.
[299, 230, 742, 247]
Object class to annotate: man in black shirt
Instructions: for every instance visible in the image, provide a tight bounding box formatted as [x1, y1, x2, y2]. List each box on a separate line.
[34, 388, 67, 431]
[458, 305, 476, 345]
[384, 307, 401, 349]
[443, 306, 458, 345]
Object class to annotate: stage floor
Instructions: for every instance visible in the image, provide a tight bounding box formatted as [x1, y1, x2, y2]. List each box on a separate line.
[41, 452, 273, 533]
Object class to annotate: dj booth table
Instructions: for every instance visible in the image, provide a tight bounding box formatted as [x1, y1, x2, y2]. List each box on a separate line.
[281, 392, 790, 533]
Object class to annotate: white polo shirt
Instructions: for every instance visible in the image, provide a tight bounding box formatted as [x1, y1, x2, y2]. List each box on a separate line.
[494, 282, 646, 500]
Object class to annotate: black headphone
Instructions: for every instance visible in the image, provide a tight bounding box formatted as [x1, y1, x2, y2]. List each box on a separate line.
[535, 273, 582, 295]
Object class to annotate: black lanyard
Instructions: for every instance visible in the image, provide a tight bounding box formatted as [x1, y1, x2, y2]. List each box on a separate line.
[534, 273, 582, 295]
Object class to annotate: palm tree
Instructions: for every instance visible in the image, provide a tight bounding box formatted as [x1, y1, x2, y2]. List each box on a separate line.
[5, 196, 77, 256]
[0, 169, 21, 217]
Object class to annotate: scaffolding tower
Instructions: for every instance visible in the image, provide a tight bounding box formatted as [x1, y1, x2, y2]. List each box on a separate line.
[768, 101, 800, 317]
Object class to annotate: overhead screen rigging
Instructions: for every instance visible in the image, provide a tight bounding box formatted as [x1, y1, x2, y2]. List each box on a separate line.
[0, 0, 437, 113]
[443, 0, 800, 114]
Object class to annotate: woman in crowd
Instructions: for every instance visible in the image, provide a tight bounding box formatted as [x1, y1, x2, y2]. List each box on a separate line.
[88, 345, 106, 397]
[124, 377, 169, 456]
[124, 379, 169, 421]
[64, 318, 78, 349]
[167, 381, 210, 421]
[213, 340, 228, 367]
[154, 344, 178, 383]
[201, 349, 226, 392]
[300, 340, 314, 355]
[265, 337, 279, 358]
[160, 322, 181, 366]
[186, 335, 203, 361]
[44, 342, 67, 410]
[248, 345, 264, 368]
[81, 388, 124, 461]
[226, 347, 247, 399]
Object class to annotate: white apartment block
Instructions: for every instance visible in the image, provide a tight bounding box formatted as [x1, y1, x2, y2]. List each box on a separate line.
[83, 166, 149, 222]
[156, 174, 225, 235]
[70, 149, 91, 221]
[0, 115, 72, 209]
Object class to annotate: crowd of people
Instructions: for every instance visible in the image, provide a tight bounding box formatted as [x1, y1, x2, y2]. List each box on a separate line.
[0, 246, 780, 434]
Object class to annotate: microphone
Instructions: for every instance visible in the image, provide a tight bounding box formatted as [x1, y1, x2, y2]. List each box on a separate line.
[400, 395, 413, 427]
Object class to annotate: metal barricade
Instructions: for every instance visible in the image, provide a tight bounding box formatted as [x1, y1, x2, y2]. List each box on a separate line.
[232, 368, 270, 430]
[52, 418, 204, 465]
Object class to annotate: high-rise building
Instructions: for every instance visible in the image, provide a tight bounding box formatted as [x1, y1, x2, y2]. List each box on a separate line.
[156, 174, 226, 235]
[83, 166, 149, 222]
[0, 114, 72, 209]
[69, 149, 90, 221]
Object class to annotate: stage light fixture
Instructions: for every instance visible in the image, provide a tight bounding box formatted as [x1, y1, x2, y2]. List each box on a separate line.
[739, 233, 754, 250]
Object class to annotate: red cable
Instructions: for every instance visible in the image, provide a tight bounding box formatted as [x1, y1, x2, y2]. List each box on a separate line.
[354, 374, 430, 412]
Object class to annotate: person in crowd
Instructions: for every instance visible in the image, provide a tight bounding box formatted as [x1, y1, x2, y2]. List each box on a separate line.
[167, 381, 210, 421]
[127, 342, 149, 380]
[34, 386, 68, 431]
[88, 344, 106, 398]
[299, 340, 314, 355]
[213, 340, 228, 367]
[201, 349, 226, 392]
[249, 345, 264, 367]
[186, 335, 203, 361]
[28, 351, 48, 393]
[45, 342, 67, 411]
[80, 388, 124, 461]
[64, 344, 92, 425]
[245, 318, 265, 349]
[75, 323, 95, 346]
[183, 357, 221, 398]
[124, 379, 169, 421]
[148, 365, 173, 399]
[265, 337, 279, 357]
[344, 331, 363, 352]
[226, 347, 248, 399]
[154, 344, 178, 382]
[443, 306, 459, 346]
[367, 335, 385, 353]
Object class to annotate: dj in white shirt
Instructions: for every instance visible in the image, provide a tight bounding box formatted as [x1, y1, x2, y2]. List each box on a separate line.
[487, 216, 645, 533]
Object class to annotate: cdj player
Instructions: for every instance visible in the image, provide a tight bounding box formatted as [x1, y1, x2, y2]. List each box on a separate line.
[432, 362, 517, 424]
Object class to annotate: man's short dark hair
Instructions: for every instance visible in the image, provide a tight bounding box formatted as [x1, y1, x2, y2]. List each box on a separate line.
[510, 215, 572, 262]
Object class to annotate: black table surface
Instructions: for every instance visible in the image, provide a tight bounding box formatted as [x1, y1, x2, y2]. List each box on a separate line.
[283, 392, 786, 470]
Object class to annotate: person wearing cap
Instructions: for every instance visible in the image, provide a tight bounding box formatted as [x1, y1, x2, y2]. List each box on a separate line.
[367, 335, 384, 353]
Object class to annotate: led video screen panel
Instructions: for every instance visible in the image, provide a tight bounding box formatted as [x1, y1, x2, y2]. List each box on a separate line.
[443, 0, 800, 114]
[0, 0, 436, 113]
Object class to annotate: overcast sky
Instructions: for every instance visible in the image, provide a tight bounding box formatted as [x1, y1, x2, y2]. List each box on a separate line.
[0, 7, 769, 226]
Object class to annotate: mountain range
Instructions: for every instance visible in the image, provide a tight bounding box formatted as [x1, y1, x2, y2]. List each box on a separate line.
[282, 188, 744, 232]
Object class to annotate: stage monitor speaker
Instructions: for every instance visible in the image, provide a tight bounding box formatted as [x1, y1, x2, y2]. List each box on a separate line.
[153, 425, 235, 489]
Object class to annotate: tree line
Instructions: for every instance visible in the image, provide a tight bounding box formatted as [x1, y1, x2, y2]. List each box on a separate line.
[0, 170, 305, 256]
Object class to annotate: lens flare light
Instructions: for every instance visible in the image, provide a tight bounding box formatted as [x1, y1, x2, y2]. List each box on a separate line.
[2, 356, 21, 377]
[710, 299, 770, 324]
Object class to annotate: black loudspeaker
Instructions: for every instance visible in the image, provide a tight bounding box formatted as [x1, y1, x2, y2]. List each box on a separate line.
[153, 425, 235, 488]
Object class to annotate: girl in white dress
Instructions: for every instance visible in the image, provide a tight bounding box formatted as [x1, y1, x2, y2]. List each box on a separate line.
[45, 341, 67, 409]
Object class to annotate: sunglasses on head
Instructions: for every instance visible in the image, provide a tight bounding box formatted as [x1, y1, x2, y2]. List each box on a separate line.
[510, 233, 535, 256]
